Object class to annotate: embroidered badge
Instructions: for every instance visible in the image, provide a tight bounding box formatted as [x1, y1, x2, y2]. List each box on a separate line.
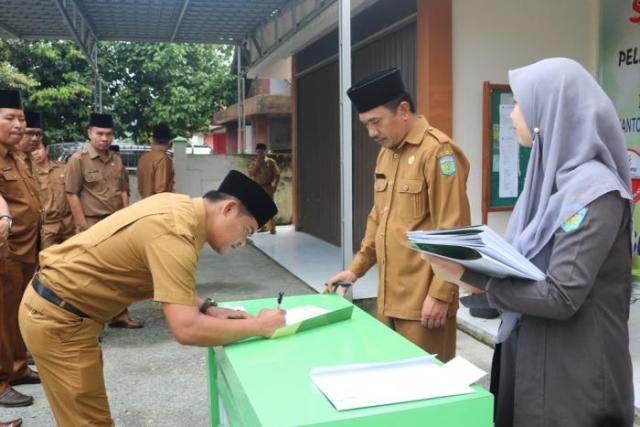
[408, 155, 415, 165]
[561, 208, 588, 233]
[438, 155, 456, 176]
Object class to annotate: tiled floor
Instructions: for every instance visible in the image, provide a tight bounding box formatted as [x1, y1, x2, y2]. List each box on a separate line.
[250, 225, 378, 299]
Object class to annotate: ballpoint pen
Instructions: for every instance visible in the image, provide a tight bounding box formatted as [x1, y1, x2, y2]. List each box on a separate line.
[277, 291, 284, 310]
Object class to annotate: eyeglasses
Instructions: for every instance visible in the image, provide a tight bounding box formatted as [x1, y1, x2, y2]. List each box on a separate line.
[24, 131, 43, 139]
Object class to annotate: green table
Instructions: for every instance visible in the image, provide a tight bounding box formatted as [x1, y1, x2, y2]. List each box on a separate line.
[208, 294, 493, 426]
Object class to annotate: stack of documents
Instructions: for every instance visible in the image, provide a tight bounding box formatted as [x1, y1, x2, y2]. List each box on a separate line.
[310, 356, 486, 411]
[407, 225, 544, 280]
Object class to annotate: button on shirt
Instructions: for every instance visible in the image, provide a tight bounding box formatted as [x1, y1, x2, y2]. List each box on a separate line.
[39, 193, 206, 323]
[0, 144, 42, 263]
[64, 144, 129, 216]
[348, 116, 471, 320]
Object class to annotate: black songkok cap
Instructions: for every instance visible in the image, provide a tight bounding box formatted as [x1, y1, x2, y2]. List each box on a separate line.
[346, 67, 407, 113]
[217, 170, 277, 228]
[0, 89, 23, 109]
[25, 111, 42, 129]
[256, 143, 267, 150]
[89, 113, 114, 128]
[152, 123, 172, 141]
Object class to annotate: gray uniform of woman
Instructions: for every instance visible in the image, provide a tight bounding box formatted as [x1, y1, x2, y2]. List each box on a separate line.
[462, 58, 634, 427]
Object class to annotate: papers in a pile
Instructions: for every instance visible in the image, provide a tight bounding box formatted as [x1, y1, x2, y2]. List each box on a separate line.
[310, 356, 486, 411]
[407, 225, 544, 281]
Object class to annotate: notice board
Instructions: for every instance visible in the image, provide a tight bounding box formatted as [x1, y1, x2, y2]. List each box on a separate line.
[481, 81, 531, 224]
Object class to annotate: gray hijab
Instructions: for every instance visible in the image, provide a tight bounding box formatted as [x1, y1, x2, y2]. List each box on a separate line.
[496, 57, 632, 342]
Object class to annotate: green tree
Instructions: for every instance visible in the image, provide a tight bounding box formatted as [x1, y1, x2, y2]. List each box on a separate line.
[0, 61, 39, 89]
[0, 40, 95, 142]
[99, 42, 236, 142]
[1, 40, 237, 143]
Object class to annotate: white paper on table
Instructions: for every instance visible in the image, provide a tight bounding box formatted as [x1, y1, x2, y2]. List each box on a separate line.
[218, 304, 247, 312]
[285, 305, 329, 325]
[310, 356, 486, 411]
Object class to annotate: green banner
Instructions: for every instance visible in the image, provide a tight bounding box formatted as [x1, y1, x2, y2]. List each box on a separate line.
[599, 0, 640, 281]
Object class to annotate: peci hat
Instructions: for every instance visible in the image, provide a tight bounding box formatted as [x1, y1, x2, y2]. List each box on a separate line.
[217, 170, 277, 228]
[89, 113, 114, 128]
[346, 67, 407, 113]
[0, 89, 23, 109]
[25, 111, 42, 129]
[256, 143, 267, 150]
[152, 123, 172, 141]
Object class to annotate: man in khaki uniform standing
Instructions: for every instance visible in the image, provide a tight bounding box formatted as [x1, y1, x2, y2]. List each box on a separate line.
[32, 139, 74, 248]
[19, 170, 284, 426]
[65, 112, 141, 329]
[16, 111, 43, 179]
[248, 143, 280, 234]
[327, 68, 471, 362]
[137, 123, 175, 199]
[0, 90, 42, 410]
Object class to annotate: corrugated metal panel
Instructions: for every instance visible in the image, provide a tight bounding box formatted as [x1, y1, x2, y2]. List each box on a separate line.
[295, 22, 416, 249]
[296, 61, 341, 244]
[351, 23, 416, 252]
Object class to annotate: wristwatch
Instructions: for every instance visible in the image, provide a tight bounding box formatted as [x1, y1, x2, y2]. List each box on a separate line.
[0, 215, 13, 233]
[199, 297, 218, 314]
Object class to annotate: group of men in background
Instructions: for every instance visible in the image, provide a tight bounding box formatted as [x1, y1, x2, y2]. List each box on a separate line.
[0, 88, 177, 426]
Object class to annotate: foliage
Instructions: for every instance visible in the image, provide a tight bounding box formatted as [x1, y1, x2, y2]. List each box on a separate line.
[0, 40, 94, 142]
[0, 40, 236, 143]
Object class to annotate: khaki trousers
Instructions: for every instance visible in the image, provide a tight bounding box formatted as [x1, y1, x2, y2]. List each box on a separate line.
[19, 285, 114, 427]
[0, 260, 36, 394]
[378, 313, 457, 362]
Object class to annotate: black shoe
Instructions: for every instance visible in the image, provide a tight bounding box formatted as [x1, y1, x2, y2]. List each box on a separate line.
[0, 388, 33, 407]
[9, 371, 40, 386]
[469, 307, 500, 319]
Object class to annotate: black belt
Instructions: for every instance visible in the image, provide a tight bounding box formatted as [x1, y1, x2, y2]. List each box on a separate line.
[32, 277, 90, 319]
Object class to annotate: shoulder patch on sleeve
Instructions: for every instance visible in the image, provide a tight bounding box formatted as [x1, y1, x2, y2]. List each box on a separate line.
[438, 154, 457, 176]
[560, 207, 588, 233]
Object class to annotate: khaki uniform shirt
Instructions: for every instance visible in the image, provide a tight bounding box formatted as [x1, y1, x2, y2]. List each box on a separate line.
[64, 144, 129, 217]
[249, 157, 280, 186]
[348, 116, 471, 320]
[37, 161, 72, 223]
[39, 193, 206, 323]
[136, 149, 175, 199]
[0, 144, 42, 264]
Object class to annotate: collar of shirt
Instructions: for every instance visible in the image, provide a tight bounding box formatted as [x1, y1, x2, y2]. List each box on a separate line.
[403, 115, 430, 146]
[87, 143, 113, 162]
[192, 197, 208, 249]
[36, 162, 52, 174]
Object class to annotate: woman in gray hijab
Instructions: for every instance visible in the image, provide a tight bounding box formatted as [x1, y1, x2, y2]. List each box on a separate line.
[426, 57, 634, 427]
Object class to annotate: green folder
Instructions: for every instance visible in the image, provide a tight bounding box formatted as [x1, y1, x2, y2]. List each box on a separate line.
[271, 305, 354, 339]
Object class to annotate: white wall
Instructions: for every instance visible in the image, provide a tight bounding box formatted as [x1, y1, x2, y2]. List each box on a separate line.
[452, 0, 599, 234]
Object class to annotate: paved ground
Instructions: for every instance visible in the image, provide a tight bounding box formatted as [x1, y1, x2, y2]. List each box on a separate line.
[2, 243, 493, 426]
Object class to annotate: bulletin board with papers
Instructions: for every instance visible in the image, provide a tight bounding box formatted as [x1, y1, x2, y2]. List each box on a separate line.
[481, 81, 532, 224]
